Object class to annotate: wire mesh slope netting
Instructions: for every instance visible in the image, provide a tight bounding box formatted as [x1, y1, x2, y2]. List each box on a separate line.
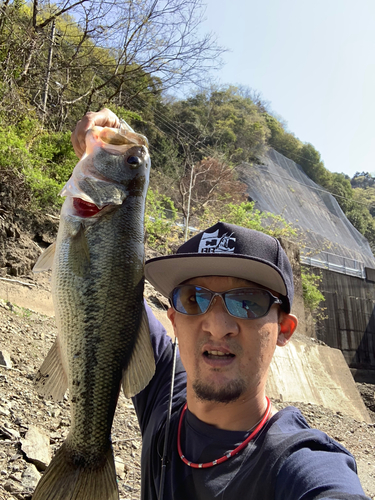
[239, 149, 375, 276]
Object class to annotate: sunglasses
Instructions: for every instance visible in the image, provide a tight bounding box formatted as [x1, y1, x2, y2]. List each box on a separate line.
[170, 285, 283, 320]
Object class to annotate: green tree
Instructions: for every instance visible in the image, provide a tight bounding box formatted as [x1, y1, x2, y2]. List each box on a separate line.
[0, 0, 225, 131]
[298, 143, 330, 187]
[264, 114, 300, 160]
[167, 86, 270, 166]
[351, 172, 375, 189]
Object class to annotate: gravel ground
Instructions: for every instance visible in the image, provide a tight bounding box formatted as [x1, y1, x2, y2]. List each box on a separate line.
[0, 300, 142, 500]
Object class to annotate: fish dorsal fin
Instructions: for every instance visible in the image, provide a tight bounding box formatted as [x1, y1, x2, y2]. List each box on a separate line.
[35, 337, 68, 401]
[32, 242, 56, 272]
[122, 305, 156, 398]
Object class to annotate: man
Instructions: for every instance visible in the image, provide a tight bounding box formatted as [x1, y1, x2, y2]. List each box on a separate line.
[72, 111, 369, 500]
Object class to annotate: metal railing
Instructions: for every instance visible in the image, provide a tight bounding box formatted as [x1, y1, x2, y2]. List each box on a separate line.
[300, 250, 366, 278]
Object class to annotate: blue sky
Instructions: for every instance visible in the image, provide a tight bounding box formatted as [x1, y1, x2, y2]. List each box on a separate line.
[197, 0, 375, 178]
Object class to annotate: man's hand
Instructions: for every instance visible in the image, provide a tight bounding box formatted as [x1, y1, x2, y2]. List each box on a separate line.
[71, 108, 121, 158]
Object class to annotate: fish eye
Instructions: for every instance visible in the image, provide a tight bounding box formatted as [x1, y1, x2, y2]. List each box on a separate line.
[127, 155, 141, 166]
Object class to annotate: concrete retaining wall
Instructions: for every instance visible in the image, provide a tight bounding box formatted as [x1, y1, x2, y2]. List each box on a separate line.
[316, 269, 375, 371]
[267, 339, 371, 423]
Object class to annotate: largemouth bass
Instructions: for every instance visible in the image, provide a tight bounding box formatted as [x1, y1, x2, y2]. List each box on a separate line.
[31, 122, 155, 500]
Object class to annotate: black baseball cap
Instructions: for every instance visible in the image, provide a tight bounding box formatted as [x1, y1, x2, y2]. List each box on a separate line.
[145, 222, 294, 313]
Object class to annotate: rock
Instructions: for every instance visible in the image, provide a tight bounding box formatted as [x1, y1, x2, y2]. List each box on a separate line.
[0, 425, 20, 440]
[0, 349, 12, 368]
[0, 404, 10, 417]
[9, 472, 22, 482]
[115, 456, 125, 480]
[21, 425, 51, 471]
[131, 440, 140, 450]
[3, 480, 23, 493]
[21, 463, 41, 492]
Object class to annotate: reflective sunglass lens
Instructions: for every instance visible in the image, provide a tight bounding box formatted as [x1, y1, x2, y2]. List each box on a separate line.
[172, 286, 212, 315]
[225, 291, 270, 319]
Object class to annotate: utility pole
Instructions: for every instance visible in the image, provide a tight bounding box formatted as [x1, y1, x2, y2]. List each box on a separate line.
[184, 165, 194, 242]
[42, 19, 56, 120]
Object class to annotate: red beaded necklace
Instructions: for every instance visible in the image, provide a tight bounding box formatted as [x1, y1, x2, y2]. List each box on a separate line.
[177, 396, 271, 469]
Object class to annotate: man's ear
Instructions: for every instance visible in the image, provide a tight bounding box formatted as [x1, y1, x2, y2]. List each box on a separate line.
[167, 307, 178, 334]
[277, 314, 298, 347]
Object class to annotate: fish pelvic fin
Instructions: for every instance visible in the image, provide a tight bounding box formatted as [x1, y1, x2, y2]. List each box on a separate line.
[122, 305, 156, 398]
[32, 442, 118, 500]
[69, 224, 90, 277]
[35, 337, 68, 401]
[33, 242, 56, 272]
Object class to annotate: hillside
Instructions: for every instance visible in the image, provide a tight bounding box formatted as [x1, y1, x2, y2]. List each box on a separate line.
[239, 149, 375, 269]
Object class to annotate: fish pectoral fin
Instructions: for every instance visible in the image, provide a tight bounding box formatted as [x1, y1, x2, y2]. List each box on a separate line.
[35, 337, 68, 401]
[122, 306, 156, 398]
[32, 442, 118, 500]
[32, 242, 56, 272]
[69, 224, 90, 277]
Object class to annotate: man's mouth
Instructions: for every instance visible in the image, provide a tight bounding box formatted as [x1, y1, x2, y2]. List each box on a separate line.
[204, 350, 235, 360]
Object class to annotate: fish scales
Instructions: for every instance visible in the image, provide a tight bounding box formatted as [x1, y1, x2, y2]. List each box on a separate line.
[32, 124, 155, 500]
[57, 203, 143, 455]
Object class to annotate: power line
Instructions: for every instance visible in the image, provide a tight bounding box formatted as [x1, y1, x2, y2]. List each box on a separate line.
[125, 93, 373, 211]
[250, 164, 372, 208]
[133, 92, 344, 174]
[131, 94, 222, 160]
[132, 93, 364, 186]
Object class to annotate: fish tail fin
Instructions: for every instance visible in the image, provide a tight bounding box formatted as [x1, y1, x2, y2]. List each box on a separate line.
[32, 442, 119, 500]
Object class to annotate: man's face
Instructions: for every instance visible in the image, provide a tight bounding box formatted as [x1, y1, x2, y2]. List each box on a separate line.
[167, 276, 296, 405]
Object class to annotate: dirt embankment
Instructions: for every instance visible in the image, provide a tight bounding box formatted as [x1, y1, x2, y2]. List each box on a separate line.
[0, 175, 58, 280]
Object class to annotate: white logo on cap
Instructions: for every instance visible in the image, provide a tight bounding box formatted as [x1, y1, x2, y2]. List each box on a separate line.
[198, 230, 236, 253]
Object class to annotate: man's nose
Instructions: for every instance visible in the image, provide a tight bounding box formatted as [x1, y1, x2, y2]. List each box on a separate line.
[201, 296, 239, 338]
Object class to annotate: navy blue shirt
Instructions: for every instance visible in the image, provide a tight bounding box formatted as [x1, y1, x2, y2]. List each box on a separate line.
[133, 304, 370, 499]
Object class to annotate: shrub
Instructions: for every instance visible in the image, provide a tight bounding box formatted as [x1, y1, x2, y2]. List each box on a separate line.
[200, 201, 298, 241]
[0, 124, 76, 210]
[301, 267, 325, 318]
[145, 188, 178, 251]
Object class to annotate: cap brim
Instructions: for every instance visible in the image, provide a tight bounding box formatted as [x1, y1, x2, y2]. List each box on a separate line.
[145, 253, 287, 298]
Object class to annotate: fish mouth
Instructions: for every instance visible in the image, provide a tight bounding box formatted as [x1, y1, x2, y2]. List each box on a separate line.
[73, 198, 106, 218]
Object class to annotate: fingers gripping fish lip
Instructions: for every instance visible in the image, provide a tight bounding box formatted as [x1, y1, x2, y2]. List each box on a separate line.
[60, 127, 150, 216]
[87, 125, 149, 153]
